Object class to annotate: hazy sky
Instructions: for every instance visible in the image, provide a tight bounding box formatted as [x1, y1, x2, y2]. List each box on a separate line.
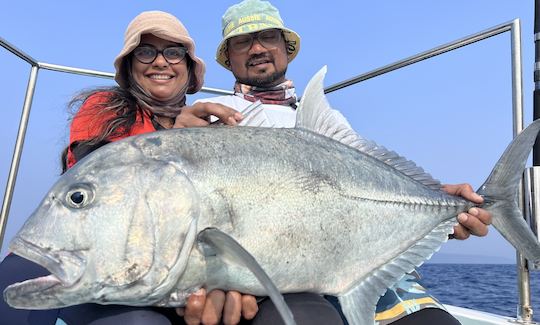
[0, 1, 536, 264]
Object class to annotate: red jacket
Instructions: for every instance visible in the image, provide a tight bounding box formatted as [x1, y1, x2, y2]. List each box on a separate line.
[66, 92, 156, 168]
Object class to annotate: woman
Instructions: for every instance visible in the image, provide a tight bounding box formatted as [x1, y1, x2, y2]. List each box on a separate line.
[0, 11, 242, 325]
[64, 11, 241, 171]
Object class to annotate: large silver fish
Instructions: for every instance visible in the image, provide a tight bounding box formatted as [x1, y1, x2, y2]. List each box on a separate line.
[4, 67, 540, 325]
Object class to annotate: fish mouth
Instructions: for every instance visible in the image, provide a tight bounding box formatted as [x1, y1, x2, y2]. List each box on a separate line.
[5, 238, 87, 300]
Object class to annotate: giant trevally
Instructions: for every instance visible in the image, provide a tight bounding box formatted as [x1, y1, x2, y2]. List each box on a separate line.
[4, 67, 540, 325]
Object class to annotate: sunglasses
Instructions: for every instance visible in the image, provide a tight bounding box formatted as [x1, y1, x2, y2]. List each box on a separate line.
[133, 45, 188, 64]
[228, 29, 283, 53]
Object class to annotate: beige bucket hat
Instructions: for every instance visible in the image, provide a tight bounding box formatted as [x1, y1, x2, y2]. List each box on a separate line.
[114, 11, 205, 94]
[216, 0, 301, 70]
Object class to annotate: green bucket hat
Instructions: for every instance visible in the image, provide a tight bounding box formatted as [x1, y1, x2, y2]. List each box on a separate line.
[216, 0, 301, 70]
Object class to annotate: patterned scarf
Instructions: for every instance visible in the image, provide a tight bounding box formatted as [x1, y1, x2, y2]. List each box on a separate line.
[234, 80, 297, 109]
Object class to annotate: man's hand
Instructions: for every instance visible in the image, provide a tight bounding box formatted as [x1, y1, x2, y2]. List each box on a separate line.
[175, 102, 243, 128]
[442, 183, 492, 240]
[176, 289, 258, 325]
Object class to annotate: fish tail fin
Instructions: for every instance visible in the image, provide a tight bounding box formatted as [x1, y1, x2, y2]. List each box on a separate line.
[477, 119, 540, 265]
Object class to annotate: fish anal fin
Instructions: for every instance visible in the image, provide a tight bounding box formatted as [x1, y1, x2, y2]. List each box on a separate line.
[338, 219, 455, 324]
[338, 280, 379, 325]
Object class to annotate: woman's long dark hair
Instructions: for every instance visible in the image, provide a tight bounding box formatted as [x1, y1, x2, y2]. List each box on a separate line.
[60, 86, 139, 173]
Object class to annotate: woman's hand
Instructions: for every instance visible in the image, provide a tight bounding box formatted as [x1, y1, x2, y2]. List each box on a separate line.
[176, 289, 258, 325]
[175, 102, 243, 128]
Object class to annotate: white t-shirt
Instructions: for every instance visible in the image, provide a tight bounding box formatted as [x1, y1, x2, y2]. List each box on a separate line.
[195, 95, 297, 128]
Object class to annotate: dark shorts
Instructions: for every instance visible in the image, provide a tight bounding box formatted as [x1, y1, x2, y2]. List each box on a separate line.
[0, 254, 342, 325]
[1, 254, 459, 325]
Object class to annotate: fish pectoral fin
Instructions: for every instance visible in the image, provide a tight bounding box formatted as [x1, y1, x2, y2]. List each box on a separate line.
[197, 228, 296, 325]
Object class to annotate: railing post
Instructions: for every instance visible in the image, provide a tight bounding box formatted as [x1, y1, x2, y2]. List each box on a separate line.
[0, 65, 40, 252]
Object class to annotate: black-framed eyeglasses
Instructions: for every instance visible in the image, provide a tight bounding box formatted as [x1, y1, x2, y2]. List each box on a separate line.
[228, 29, 283, 53]
[132, 45, 188, 64]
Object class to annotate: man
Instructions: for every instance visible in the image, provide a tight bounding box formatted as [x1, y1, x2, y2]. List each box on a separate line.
[176, 0, 492, 324]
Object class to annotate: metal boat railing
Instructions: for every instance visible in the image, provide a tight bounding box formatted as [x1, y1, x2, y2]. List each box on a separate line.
[0, 18, 538, 323]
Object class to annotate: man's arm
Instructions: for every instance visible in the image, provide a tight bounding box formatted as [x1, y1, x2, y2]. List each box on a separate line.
[442, 183, 492, 239]
[174, 102, 243, 128]
[173, 101, 255, 325]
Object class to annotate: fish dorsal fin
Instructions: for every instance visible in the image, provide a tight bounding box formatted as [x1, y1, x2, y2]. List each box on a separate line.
[338, 219, 455, 324]
[296, 66, 441, 190]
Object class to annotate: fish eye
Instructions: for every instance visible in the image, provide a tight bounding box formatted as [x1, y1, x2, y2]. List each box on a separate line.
[71, 192, 84, 204]
[65, 184, 94, 209]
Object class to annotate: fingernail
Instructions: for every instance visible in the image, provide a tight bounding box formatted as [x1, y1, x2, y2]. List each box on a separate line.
[194, 288, 206, 296]
[235, 112, 244, 120]
[228, 116, 238, 125]
[469, 208, 479, 216]
[458, 213, 468, 222]
[472, 193, 483, 201]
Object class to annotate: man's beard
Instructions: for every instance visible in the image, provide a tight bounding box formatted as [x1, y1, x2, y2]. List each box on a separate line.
[235, 67, 287, 88]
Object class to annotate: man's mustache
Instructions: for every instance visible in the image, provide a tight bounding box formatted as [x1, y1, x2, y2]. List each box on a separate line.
[246, 54, 274, 67]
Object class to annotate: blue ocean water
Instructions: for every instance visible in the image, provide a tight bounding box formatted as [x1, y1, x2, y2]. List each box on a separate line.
[418, 264, 540, 321]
